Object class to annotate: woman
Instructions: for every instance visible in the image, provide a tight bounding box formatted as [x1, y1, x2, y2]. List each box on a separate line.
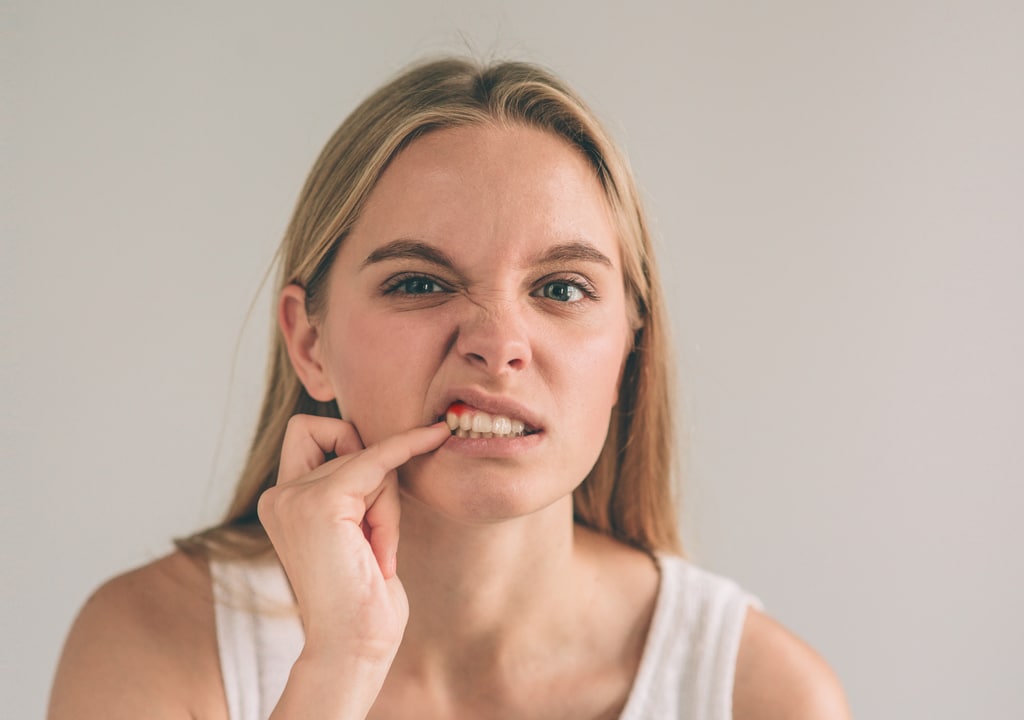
[50, 58, 848, 719]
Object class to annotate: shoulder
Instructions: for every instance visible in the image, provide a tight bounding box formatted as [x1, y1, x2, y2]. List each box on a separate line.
[733, 607, 850, 720]
[49, 551, 227, 719]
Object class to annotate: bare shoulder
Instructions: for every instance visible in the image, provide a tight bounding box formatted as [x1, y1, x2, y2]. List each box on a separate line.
[573, 525, 661, 617]
[48, 551, 227, 720]
[733, 607, 850, 720]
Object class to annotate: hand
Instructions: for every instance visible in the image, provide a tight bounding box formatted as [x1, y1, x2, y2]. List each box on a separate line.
[258, 414, 450, 665]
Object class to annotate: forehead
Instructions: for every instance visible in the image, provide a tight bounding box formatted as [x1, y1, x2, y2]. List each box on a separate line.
[343, 122, 621, 269]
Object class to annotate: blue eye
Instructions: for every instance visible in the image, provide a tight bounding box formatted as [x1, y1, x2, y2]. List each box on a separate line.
[540, 281, 585, 303]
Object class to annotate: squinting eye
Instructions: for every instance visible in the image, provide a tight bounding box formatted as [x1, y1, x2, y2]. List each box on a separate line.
[540, 281, 585, 303]
[398, 277, 442, 294]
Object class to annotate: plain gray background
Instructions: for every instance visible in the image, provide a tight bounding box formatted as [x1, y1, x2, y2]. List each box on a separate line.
[5, 1, 1023, 718]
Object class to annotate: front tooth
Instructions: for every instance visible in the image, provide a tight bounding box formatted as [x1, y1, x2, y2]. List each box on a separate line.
[446, 403, 529, 437]
[492, 415, 512, 435]
[471, 411, 493, 433]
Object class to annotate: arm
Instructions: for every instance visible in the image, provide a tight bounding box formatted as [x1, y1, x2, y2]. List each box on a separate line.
[733, 608, 851, 720]
[48, 553, 225, 719]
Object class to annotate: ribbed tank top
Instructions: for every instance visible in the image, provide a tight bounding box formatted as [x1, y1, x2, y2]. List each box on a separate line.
[210, 554, 760, 719]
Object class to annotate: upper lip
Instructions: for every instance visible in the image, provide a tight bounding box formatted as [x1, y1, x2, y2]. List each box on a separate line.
[434, 388, 545, 431]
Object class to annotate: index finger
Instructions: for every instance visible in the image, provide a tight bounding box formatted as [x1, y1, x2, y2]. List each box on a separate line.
[352, 421, 451, 481]
[277, 416, 450, 490]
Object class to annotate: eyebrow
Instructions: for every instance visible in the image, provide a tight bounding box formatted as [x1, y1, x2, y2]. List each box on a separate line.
[360, 238, 614, 270]
[361, 240, 457, 270]
[536, 242, 614, 268]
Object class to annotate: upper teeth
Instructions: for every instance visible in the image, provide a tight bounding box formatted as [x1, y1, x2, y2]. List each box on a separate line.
[445, 407, 527, 438]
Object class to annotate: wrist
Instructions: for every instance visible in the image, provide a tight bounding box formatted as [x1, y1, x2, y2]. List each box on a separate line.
[270, 649, 391, 720]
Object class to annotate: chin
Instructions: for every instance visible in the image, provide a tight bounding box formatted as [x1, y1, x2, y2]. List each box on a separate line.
[397, 457, 575, 526]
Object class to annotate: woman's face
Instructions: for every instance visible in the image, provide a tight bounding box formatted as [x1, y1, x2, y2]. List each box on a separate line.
[315, 122, 632, 522]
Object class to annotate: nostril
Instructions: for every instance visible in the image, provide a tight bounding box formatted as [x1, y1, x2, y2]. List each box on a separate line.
[454, 317, 532, 373]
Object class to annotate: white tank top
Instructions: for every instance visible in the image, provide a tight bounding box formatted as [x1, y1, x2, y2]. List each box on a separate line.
[210, 554, 760, 719]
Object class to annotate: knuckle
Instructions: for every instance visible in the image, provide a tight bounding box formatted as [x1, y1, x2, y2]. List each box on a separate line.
[285, 413, 308, 434]
[283, 481, 365, 524]
[256, 487, 276, 522]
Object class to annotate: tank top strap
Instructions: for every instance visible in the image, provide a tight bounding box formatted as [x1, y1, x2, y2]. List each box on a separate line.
[210, 557, 303, 720]
[618, 554, 762, 720]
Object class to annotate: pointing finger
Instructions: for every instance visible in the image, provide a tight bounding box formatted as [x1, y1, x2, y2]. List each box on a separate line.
[351, 422, 450, 480]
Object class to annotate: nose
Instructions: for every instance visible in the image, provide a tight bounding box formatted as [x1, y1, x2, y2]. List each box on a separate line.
[454, 299, 532, 374]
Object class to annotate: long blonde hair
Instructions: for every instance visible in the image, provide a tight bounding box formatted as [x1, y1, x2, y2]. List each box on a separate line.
[178, 57, 681, 559]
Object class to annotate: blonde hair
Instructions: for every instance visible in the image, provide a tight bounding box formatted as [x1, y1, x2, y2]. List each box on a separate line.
[178, 57, 681, 559]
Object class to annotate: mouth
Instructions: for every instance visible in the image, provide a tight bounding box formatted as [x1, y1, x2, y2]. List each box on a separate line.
[440, 401, 541, 439]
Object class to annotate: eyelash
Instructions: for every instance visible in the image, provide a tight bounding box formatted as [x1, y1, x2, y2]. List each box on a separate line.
[533, 275, 600, 303]
[380, 272, 600, 303]
[381, 273, 451, 296]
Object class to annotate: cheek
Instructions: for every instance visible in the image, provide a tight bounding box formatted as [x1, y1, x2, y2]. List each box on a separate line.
[552, 319, 630, 431]
[327, 314, 394, 408]
[325, 313, 441, 438]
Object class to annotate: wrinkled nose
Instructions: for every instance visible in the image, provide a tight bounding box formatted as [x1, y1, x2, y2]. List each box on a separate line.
[454, 300, 532, 374]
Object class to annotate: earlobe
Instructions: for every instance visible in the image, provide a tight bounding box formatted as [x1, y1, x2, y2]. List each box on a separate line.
[278, 284, 335, 402]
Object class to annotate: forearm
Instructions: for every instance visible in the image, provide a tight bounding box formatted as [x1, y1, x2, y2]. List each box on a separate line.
[270, 650, 391, 720]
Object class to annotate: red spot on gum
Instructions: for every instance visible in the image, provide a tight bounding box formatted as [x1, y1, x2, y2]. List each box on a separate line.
[447, 401, 471, 416]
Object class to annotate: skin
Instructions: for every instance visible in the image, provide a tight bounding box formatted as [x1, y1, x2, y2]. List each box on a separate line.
[49, 123, 849, 719]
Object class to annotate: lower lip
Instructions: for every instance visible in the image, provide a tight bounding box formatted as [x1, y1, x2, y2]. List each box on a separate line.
[439, 431, 544, 457]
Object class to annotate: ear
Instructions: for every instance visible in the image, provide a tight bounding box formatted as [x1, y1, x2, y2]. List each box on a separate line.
[278, 284, 335, 402]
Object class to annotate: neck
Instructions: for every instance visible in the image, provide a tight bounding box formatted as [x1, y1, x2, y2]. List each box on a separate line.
[393, 494, 589, 674]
